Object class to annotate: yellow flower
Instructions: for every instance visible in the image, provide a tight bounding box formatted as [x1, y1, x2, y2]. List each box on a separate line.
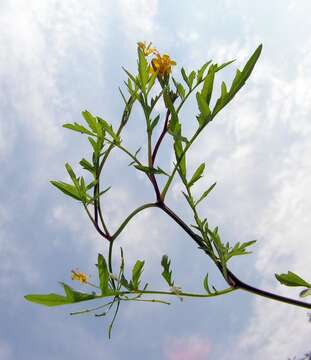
[137, 41, 157, 56]
[151, 53, 176, 77]
[71, 270, 89, 284]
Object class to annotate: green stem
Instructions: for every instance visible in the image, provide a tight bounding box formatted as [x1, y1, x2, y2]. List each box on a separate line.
[121, 297, 171, 305]
[176, 75, 209, 114]
[111, 203, 158, 241]
[161, 124, 207, 201]
[108, 240, 116, 290]
[103, 138, 143, 166]
[119, 287, 235, 298]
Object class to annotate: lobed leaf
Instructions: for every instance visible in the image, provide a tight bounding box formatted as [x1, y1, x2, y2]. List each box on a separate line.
[161, 255, 174, 287]
[131, 260, 145, 290]
[63, 123, 96, 136]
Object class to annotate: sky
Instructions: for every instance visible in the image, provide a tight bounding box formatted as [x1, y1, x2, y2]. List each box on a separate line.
[1, 0, 311, 359]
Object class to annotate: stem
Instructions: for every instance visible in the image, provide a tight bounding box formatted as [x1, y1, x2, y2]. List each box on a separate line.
[104, 138, 143, 167]
[108, 240, 116, 289]
[176, 76, 208, 114]
[98, 95, 135, 176]
[158, 203, 311, 310]
[98, 201, 110, 236]
[227, 269, 311, 310]
[152, 109, 170, 165]
[119, 287, 235, 299]
[89, 95, 135, 243]
[83, 203, 108, 239]
[157, 202, 204, 247]
[121, 297, 171, 305]
[111, 203, 158, 241]
[161, 125, 206, 201]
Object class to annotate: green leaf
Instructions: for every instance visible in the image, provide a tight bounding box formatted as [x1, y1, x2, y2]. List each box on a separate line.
[65, 163, 79, 188]
[168, 126, 189, 143]
[181, 67, 189, 87]
[212, 45, 262, 118]
[201, 66, 216, 105]
[229, 44, 263, 96]
[196, 93, 211, 126]
[203, 273, 211, 294]
[227, 240, 257, 260]
[120, 274, 131, 290]
[172, 78, 186, 100]
[275, 271, 311, 288]
[188, 70, 196, 89]
[137, 48, 149, 93]
[61, 283, 97, 303]
[196, 60, 212, 83]
[25, 283, 97, 307]
[86, 180, 97, 191]
[188, 163, 205, 187]
[50, 181, 82, 201]
[134, 164, 168, 176]
[97, 254, 110, 295]
[195, 182, 216, 206]
[147, 72, 157, 93]
[163, 88, 179, 132]
[86, 187, 111, 205]
[174, 139, 186, 179]
[25, 293, 71, 307]
[119, 87, 128, 107]
[63, 123, 96, 136]
[300, 288, 311, 298]
[215, 59, 235, 72]
[80, 158, 95, 174]
[161, 255, 174, 287]
[131, 260, 145, 290]
[150, 114, 160, 132]
[88, 136, 100, 157]
[210, 229, 227, 270]
[122, 66, 137, 83]
[82, 110, 98, 133]
[97, 117, 120, 144]
[182, 191, 195, 209]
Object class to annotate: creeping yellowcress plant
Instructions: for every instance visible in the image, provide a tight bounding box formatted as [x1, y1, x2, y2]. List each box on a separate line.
[25, 42, 311, 338]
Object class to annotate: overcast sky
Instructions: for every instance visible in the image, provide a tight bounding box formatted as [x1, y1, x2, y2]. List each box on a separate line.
[1, 1, 311, 359]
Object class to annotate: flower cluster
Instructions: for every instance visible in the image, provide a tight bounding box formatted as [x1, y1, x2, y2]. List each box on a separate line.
[137, 41, 176, 77]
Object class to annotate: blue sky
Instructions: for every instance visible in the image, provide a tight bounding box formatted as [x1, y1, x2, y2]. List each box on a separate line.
[1, 1, 311, 359]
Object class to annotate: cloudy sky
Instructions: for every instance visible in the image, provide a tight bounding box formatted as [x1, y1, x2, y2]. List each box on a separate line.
[1, 0, 311, 359]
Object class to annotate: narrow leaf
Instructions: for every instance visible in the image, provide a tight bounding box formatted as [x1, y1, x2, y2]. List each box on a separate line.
[25, 293, 71, 307]
[300, 288, 311, 298]
[195, 182, 217, 206]
[97, 254, 110, 295]
[50, 181, 82, 201]
[82, 110, 98, 133]
[275, 271, 311, 288]
[203, 273, 211, 294]
[188, 163, 205, 187]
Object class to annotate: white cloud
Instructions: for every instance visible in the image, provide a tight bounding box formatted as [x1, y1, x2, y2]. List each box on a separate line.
[118, 0, 158, 36]
[0, 0, 111, 153]
[209, 39, 311, 360]
[0, 340, 13, 360]
[164, 335, 211, 360]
